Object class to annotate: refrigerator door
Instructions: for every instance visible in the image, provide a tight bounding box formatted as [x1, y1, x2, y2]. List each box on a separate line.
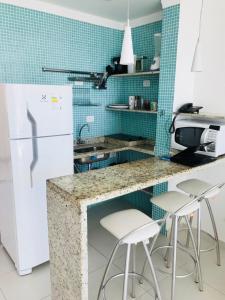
[31, 134, 73, 181]
[0, 84, 73, 140]
[1, 135, 73, 273]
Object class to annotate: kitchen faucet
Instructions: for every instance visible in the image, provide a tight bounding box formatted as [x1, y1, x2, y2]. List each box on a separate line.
[77, 123, 90, 144]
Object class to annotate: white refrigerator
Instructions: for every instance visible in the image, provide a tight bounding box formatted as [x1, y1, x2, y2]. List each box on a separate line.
[0, 84, 73, 275]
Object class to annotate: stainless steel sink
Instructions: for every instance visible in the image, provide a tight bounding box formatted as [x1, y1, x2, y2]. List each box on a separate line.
[74, 145, 110, 165]
[74, 145, 106, 154]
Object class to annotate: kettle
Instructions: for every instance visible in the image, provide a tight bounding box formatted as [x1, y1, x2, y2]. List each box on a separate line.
[150, 56, 160, 71]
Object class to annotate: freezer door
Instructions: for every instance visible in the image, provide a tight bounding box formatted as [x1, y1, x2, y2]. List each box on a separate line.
[0, 84, 73, 139]
[6, 135, 73, 271]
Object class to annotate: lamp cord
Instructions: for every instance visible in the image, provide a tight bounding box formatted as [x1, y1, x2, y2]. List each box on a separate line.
[198, 0, 204, 39]
[127, 0, 130, 25]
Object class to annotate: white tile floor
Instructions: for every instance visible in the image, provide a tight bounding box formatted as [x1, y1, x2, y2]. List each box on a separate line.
[0, 199, 225, 300]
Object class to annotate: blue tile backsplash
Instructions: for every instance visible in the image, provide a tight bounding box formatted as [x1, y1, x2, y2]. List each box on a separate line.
[0, 2, 162, 141]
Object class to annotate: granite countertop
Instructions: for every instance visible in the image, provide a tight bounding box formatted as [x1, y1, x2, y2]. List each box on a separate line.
[48, 155, 225, 208]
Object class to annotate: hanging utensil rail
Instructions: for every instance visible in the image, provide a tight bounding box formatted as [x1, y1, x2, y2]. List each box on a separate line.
[42, 67, 103, 76]
[42, 67, 108, 89]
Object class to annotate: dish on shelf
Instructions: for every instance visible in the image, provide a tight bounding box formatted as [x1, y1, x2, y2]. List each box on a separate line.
[107, 104, 129, 109]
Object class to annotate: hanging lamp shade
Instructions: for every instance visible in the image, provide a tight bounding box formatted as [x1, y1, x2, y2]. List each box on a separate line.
[120, 22, 134, 65]
[191, 38, 203, 72]
[120, 0, 134, 65]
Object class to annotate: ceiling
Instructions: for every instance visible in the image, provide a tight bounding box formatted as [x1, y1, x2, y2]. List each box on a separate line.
[38, 0, 162, 22]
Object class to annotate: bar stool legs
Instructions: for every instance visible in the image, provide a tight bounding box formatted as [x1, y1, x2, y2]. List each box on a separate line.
[164, 217, 175, 269]
[185, 214, 203, 292]
[139, 213, 170, 285]
[140, 211, 203, 300]
[123, 245, 131, 300]
[184, 200, 221, 267]
[185, 214, 194, 248]
[97, 243, 120, 300]
[176, 179, 225, 267]
[131, 245, 136, 299]
[205, 199, 221, 266]
[171, 216, 178, 300]
[143, 241, 162, 300]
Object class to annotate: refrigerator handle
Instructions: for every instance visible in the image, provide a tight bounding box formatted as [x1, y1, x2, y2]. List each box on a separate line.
[27, 109, 38, 187]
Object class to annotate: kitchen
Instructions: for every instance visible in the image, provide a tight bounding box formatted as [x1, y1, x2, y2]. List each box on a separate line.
[0, 0, 225, 300]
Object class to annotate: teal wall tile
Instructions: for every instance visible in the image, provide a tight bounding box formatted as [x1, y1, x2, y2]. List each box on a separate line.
[155, 5, 180, 157]
[0, 3, 162, 142]
[152, 5, 180, 221]
[0, 2, 124, 139]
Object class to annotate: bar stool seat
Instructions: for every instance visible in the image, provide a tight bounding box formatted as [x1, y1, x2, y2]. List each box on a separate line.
[101, 209, 160, 244]
[151, 191, 200, 216]
[98, 209, 164, 300]
[177, 179, 212, 196]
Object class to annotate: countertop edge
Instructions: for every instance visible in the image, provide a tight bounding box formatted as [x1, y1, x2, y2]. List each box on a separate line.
[80, 157, 225, 207]
[48, 156, 225, 208]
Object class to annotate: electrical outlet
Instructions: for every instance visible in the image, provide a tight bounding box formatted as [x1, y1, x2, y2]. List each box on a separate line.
[143, 80, 150, 87]
[86, 115, 94, 123]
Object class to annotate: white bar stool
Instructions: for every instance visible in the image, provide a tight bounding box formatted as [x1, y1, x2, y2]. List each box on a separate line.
[177, 179, 225, 266]
[97, 209, 166, 300]
[140, 191, 204, 300]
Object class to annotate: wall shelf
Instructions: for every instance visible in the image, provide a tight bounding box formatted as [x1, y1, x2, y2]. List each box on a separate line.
[111, 71, 160, 78]
[106, 107, 158, 114]
[73, 103, 101, 107]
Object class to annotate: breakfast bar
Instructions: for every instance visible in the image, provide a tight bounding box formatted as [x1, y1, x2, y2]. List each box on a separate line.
[47, 156, 225, 300]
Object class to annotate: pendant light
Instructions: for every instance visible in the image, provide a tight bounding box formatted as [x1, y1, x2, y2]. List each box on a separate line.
[191, 0, 204, 72]
[120, 0, 134, 65]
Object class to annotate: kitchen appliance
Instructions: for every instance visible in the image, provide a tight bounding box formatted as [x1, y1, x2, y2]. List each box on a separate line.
[129, 96, 135, 109]
[150, 33, 161, 71]
[170, 143, 216, 167]
[171, 118, 225, 157]
[134, 96, 142, 110]
[136, 56, 147, 72]
[0, 84, 73, 275]
[112, 57, 127, 74]
[128, 55, 137, 74]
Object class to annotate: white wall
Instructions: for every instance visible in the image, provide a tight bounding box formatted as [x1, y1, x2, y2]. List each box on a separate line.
[173, 0, 202, 112]
[194, 0, 225, 115]
[170, 0, 225, 242]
